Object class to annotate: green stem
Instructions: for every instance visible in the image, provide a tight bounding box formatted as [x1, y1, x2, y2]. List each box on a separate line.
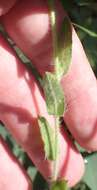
[53, 116, 60, 181]
[47, 0, 61, 181]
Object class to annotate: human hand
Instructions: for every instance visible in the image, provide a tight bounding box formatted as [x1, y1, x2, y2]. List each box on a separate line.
[0, 0, 97, 189]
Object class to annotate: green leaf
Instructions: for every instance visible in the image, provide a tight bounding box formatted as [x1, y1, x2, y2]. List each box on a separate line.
[27, 167, 37, 181]
[55, 17, 72, 80]
[38, 116, 56, 160]
[47, 2, 72, 81]
[51, 180, 68, 190]
[0, 123, 8, 139]
[43, 72, 65, 116]
[60, 0, 74, 12]
[33, 171, 49, 190]
[73, 23, 97, 38]
[79, 3, 97, 12]
[82, 153, 97, 190]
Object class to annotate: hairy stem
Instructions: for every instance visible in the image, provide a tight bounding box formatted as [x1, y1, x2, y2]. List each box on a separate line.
[53, 116, 60, 181]
[47, 0, 60, 181]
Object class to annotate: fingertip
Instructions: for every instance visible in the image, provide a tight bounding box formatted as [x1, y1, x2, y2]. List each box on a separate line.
[68, 152, 85, 187]
[59, 130, 85, 187]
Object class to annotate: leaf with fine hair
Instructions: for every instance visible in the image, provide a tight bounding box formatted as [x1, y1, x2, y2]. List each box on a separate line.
[48, 1, 72, 81]
[55, 17, 72, 80]
[43, 72, 65, 116]
[38, 116, 56, 160]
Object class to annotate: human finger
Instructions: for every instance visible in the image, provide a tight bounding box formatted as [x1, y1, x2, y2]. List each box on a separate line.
[0, 0, 17, 16]
[2, 0, 97, 150]
[0, 136, 32, 190]
[0, 34, 84, 187]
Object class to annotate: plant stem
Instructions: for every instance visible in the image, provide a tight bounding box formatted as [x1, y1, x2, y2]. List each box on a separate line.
[47, 0, 61, 181]
[53, 116, 60, 181]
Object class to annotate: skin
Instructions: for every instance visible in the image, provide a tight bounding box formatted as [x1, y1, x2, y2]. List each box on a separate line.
[1, 0, 97, 151]
[0, 34, 84, 187]
[0, 137, 32, 190]
[0, 0, 96, 188]
[0, 0, 17, 16]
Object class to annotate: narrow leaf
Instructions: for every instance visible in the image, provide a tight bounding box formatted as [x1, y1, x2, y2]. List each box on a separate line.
[79, 3, 97, 12]
[55, 17, 72, 80]
[43, 72, 65, 116]
[51, 180, 68, 190]
[73, 23, 97, 38]
[47, 0, 58, 73]
[38, 116, 56, 160]
[48, 1, 72, 81]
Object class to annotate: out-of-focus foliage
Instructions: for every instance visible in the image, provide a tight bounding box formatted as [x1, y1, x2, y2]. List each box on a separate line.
[0, 0, 97, 190]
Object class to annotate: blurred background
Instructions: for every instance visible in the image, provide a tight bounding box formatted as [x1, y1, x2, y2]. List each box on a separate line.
[0, 0, 97, 189]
